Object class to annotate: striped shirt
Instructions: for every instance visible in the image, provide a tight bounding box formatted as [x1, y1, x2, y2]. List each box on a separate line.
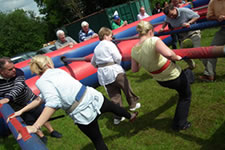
[0, 68, 37, 111]
[78, 28, 96, 42]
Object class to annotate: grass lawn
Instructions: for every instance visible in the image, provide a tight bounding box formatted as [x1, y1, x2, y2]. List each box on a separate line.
[0, 27, 224, 150]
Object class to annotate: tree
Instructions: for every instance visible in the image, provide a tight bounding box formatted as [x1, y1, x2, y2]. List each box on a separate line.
[0, 9, 48, 57]
[34, 0, 134, 40]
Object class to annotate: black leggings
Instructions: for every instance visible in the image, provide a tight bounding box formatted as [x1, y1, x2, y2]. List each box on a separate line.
[157, 71, 191, 128]
[77, 97, 131, 150]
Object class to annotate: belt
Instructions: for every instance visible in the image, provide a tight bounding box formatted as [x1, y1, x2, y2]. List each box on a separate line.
[66, 85, 87, 114]
[150, 60, 171, 74]
[97, 62, 115, 67]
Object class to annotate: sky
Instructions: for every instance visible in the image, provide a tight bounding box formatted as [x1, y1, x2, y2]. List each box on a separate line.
[0, 0, 41, 16]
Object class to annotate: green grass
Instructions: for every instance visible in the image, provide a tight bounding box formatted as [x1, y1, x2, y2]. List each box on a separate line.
[1, 27, 225, 150]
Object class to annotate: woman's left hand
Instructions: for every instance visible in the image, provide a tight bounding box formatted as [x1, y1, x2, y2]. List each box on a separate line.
[7, 111, 23, 123]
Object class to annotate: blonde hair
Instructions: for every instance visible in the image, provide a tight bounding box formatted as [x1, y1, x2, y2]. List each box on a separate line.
[136, 21, 153, 37]
[29, 55, 54, 75]
[98, 27, 112, 41]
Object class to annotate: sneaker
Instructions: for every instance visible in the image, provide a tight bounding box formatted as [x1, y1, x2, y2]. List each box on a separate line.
[130, 112, 138, 122]
[186, 59, 196, 70]
[50, 130, 62, 138]
[113, 117, 125, 125]
[130, 103, 141, 111]
[40, 136, 47, 144]
[199, 75, 215, 82]
[172, 122, 191, 132]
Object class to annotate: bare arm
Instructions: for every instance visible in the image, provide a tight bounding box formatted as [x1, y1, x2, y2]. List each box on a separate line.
[155, 39, 182, 61]
[131, 58, 141, 72]
[20, 97, 43, 113]
[183, 17, 199, 27]
[159, 22, 168, 32]
[0, 98, 9, 104]
[33, 107, 56, 129]
[7, 97, 43, 121]
[17, 106, 56, 140]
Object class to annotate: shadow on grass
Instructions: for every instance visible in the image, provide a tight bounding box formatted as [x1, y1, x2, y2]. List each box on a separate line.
[200, 121, 225, 150]
[127, 72, 152, 83]
[74, 93, 225, 150]
[193, 72, 225, 83]
[0, 135, 20, 150]
[81, 95, 179, 150]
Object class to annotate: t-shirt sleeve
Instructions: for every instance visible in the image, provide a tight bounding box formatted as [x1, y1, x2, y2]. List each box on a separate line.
[36, 80, 62, 109]
[185, 8, 200, 20]
[67, 36, 77, 44]
[55, 41, 61, 49]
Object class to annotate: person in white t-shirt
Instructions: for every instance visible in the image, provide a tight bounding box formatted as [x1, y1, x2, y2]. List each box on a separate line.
[137, 6, 149, 20]
[9, 55, 138, 150]
[91, 27, 141, 125]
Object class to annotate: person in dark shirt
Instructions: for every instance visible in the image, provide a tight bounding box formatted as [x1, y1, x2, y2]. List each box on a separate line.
[0, 57, 62, 144]
[152, 2, 162, 15]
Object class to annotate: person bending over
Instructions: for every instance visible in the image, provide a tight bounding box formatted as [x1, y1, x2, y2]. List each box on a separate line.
[0, 57, 62, 144]
[10, 55, 138, 150]
[131, 21, 192, 131]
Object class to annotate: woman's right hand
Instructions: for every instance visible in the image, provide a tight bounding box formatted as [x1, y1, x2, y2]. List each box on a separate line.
[158, 28, 164, 33]
[176, 55, 182, 61]
[7, 111, 23, 123]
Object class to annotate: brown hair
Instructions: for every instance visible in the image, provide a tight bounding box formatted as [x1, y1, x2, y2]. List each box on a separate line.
[163, 4, 175, 15]
[98, 27, 113, 41]
[0, 57, 12, 70]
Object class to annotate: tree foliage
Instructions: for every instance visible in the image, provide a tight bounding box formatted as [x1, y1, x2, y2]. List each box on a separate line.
[34, 0, 134, 40]
[0, 9, 48, 57]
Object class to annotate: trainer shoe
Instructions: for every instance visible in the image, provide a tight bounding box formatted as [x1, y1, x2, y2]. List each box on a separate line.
[40, 136, 47, 144]
[113, 117, 125, 125]
[129, 103, 141, 111]
[186, 59, 196, 70]
[130, 112, 138, 122]
[199, 75, 215, 82]
[172, 122, 191, 132]
[50, 130, 62, 138]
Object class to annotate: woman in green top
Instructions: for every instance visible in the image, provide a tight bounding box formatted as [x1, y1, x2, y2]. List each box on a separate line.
[131, 21, 192, 131]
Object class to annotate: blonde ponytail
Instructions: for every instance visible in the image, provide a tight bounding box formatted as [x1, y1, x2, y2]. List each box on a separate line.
[29, 55, 54, 75]
[137, 21, 153, 37]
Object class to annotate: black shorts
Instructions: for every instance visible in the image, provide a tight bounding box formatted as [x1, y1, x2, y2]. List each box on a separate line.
[21, 104, 44, 125]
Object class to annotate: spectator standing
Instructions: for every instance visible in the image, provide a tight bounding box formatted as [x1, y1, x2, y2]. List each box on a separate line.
[137, 6, 149, 20]
[152, 2, 162, 15]
[131, 21, 192, 131]
[55, 30, 77, 49]
[78, 21, 98, 42]
[199, 0, 225, 81]
[163, 1, 169, 10]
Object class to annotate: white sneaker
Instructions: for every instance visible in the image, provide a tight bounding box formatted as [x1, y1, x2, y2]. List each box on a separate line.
[113, 117, 126, 125]
[129, 103, 141, 111]
[186, 59, 196, 70]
